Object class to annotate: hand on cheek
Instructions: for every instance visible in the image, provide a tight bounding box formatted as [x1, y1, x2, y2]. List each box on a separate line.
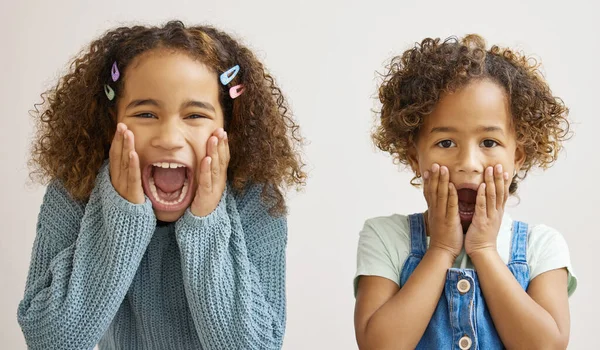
[465, 164, 511, 256]
[423, 163, 464, 259]
[109, 123, 145, 204]
[190, 128, 230, 217]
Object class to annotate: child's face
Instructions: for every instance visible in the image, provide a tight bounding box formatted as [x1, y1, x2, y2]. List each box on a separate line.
[409, 79, 525, 226]
[116, 49, 225, 222]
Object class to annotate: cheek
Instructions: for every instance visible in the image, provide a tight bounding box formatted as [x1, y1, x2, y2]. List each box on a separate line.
[183, 127, 214, 158]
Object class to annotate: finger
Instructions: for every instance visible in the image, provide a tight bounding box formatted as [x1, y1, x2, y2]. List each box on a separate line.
[447, 182, 459, 220]
[121, 130, 134, 174]
[485, 166, 496, 216]
[429, 163, 440, 209]
[475, 182, 487, 218]
[503, 171, 510, 204]
[218, 130, 228, 169]
[494, 164, 504, 210]
[198, 157, 213, 194]
[110, 123, 126, 179]
[437, 166, 449, 213]
[422, 169, 431, 206]
[127, 150, 144, 204]
[223, 131, 231, 164]
[208, 136, 220, 181]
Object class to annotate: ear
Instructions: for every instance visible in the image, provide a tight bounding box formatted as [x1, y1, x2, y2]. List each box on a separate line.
[513, 143, 526, 173]
[407, 144, 421, 175]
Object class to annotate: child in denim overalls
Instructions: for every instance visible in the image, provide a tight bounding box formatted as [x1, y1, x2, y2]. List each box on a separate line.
[354, 34, 577, 349]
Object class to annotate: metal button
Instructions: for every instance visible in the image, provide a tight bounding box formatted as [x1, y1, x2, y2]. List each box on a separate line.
[457, 279, 471, 294]
[459, 335, 472, 349]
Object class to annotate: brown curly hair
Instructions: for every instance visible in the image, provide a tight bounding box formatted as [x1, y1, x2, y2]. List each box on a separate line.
[373, 34, 570, 194]
[30, 20, 306, 215]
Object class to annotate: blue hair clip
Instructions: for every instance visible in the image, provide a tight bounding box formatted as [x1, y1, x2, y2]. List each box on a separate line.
[220, 65, 240, 85]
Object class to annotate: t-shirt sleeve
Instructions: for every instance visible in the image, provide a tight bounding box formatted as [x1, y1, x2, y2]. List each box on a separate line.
[354, 216, 411, 296]
[528, 224, 577, 297]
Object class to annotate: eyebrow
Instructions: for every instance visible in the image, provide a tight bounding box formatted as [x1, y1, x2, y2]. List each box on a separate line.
[430, 126, 505, 135]
[126, 99, 216, 112]
[181, 100, 216, 112]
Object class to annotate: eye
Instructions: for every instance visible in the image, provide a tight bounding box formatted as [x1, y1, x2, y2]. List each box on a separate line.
[134, 112, 157, 119]
[436, 140, 456, 148]
[481, 139, 498, 148]
[185, 114, 208, 120]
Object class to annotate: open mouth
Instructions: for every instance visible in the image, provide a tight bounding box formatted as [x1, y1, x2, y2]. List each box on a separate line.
[457, 188, 477, 222]
[142, 162, 194, 211]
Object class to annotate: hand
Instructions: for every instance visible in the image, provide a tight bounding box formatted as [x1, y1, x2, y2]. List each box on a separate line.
[109, 123, 145, 204]
[465, 164, 511, 257]
[190, 128, 230, 217]
[423, 163, 464, 259]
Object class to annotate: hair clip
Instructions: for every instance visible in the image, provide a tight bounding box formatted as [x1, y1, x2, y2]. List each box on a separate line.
[220, 65, 240, 85]
[229, 84, 245, 99]
[104, 84, 115, 101]
[111, 61, 120, 82]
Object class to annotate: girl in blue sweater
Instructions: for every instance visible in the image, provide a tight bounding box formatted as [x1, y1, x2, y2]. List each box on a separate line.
[18, 20, 305, 350]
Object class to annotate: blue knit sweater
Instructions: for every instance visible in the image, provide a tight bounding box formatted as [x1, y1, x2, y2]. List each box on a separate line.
[17, 163, 287, 350]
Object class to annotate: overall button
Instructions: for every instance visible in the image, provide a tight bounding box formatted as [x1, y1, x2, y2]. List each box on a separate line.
[459, 335, 472, 349]
[457, 279, 471, 294]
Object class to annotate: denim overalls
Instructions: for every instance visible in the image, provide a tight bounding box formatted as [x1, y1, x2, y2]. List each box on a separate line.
[399, 213, 530, 349]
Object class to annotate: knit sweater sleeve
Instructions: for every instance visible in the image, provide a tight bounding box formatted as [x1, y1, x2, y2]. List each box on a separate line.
[174, 184, 287, 350]
[17, 164, 157, 350]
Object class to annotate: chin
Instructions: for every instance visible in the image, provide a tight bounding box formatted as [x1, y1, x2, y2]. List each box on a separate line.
[154, 208, 187, 223]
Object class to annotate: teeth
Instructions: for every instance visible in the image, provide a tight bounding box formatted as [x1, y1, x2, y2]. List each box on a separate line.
[149, 177, 189, 206]
[152, 162, 186, 169]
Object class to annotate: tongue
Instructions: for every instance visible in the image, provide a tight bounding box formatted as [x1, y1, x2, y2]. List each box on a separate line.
[153, 167, 186, 193]
[459, 201, 476, 213]
[457, 189, 477, 203]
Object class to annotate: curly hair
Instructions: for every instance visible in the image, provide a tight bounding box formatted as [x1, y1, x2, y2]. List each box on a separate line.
[373, 34, 570, 194]
[30, 20, 306, 215]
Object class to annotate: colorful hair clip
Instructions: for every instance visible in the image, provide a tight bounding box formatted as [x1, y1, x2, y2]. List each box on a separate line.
[111, 61, 120, 82]
[229, 84, 245, 99]
[104, 84, 115, 101]
[220, 65, 240, 85]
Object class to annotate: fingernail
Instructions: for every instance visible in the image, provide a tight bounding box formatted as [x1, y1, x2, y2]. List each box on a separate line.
[504, 172, 509, 180]
[486, 167, 493, 176]
[440, 166, 447, 175]
[224, 131, 228, 140]
[423, 171, 430, 179]
[432, 164, 439, 172]
[496, 164, 503, 173]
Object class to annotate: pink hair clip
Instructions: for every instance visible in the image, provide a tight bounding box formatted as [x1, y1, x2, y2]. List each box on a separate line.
[229, 84, 245, 99]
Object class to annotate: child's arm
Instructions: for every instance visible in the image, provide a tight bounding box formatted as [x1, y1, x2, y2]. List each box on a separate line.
[174, 184, 286, 350]
[471, 252, 570, 349]
[17, 165, 156, 350]
[355, 164, 464, 350]
[355, 248, 455, 349]
[467, 166, 570, 349]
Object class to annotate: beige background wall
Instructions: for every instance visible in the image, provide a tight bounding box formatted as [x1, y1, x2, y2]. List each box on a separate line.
[2, 0, 598, 348]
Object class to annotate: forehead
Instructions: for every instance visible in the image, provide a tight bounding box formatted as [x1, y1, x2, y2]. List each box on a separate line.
[122, 49, 220, 101]
[423, 79, 512, 132]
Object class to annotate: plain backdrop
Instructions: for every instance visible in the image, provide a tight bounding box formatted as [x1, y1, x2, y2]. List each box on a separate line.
[2, 0, 598, 348]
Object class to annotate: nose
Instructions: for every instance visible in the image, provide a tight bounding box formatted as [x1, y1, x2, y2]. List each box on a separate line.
[151, 119, 185, 151]
[456, 144, 484, 174]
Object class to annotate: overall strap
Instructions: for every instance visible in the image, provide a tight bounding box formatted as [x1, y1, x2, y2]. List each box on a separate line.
[509, 220, 529, 263]
[408, 213, 427, 256]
